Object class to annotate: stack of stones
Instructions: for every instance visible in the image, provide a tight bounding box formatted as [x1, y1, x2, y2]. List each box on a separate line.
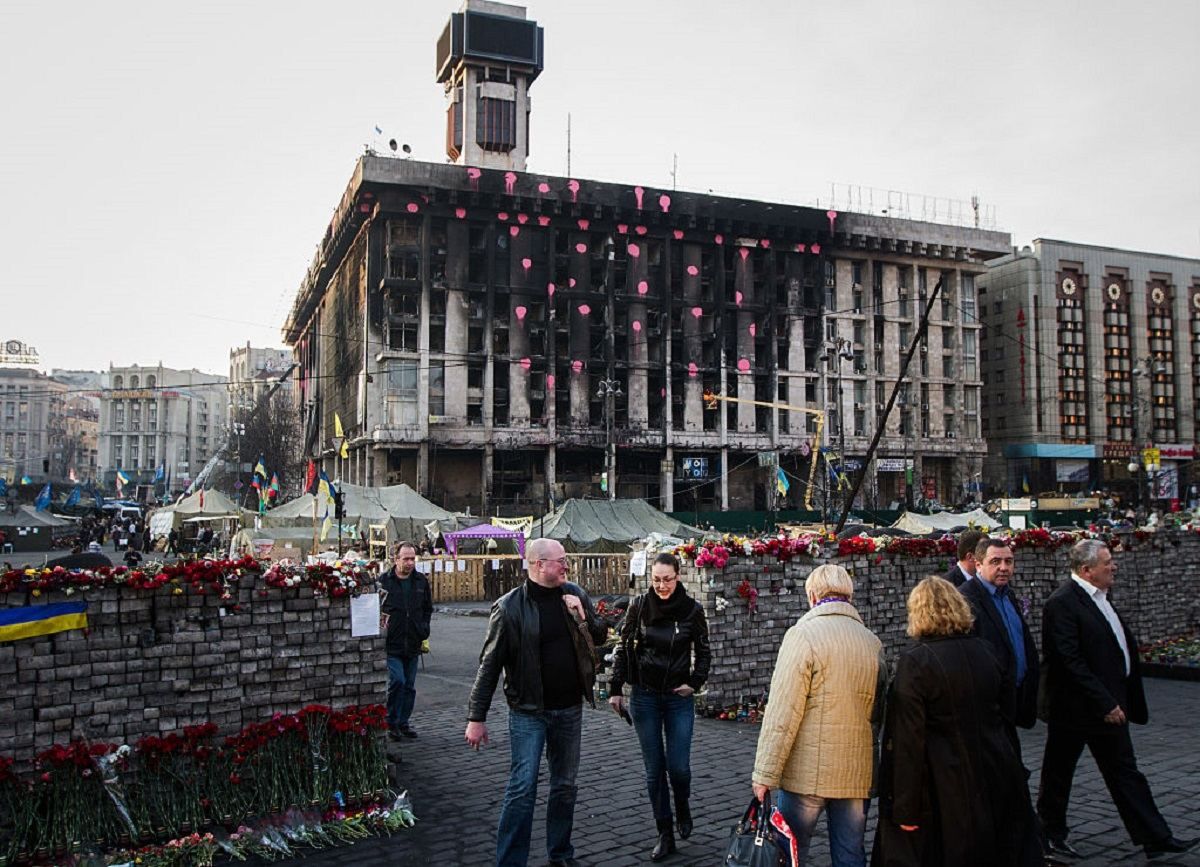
[0, 578, 387, 763]
[599, 531, 1200, 714]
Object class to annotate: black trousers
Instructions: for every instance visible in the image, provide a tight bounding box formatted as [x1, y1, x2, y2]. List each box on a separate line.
[1036, 721, 1171, 846]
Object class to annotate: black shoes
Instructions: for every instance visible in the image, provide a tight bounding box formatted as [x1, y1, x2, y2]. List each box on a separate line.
[1044, 837, 1081, 859]
[1144, 836, 1198, 858]
[387, 725, 404, 742]
[651, 818, 675, 862]
[675, 800, 692, 840]
[399, 725, 418, 739]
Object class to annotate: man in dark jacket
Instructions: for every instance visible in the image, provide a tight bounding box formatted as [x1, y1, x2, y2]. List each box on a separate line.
[1037, 539, 1196, 861]
[959, 536, 1039, 738]
[464, 537, 608, 867]
[943, 528, 984, 586]
[380, 541, 432, 740]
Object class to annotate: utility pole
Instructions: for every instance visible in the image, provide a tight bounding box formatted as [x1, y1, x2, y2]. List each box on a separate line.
[821, 336, 855, 521]
[835, 276, 943, 534]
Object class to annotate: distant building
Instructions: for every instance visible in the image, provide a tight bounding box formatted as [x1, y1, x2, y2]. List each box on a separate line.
[228, 343, 293, 411]
[63, 397, 99, 483]
[97, 364, 228, 493]
[0, 340, 66, 484]
[979, 239, 1200, 501]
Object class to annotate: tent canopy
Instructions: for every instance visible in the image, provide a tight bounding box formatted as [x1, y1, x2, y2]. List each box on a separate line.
[173, 489, 242, 517]
[261, 483, 456, 542]
[443, 524, 526, 557]
[889, 508, 1000, 536]
[0, 505, 71, 528]
[534, 498, 706, 553]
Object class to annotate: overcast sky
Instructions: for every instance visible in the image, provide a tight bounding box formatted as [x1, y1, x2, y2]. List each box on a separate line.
[4, 0, 1197, 376]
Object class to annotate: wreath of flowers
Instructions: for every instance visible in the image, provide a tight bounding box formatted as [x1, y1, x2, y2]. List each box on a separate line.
[0, 557, 265, 599]
[262, 561, 378, 597]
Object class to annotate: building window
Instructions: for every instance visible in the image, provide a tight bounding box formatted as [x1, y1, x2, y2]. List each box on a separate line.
[476, 96, 517, 152]
[113, 375, 123, 389]
[429, 361, 445, 417]
[113, 441, 122, 467]
[964, 388, 979, 438]
[961, 274, 976, 322]
[130, 375, 139, 388]
[963, 331, 978, 379]
[823, 260, 836, 308]
[114, 401, 125, 429]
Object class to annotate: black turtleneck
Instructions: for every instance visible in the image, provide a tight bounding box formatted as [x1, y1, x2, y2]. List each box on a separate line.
[526, 579, 581, 710]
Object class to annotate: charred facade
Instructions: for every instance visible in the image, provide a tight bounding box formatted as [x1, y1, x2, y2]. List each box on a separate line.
[284, 157, 1008, 515]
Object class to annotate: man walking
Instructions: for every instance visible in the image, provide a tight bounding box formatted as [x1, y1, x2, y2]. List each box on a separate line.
[943, 528, 984, 586]
[959, 537, 1039, 737]
[1037, 539, 1196, 860]
[381, 541, 432, 740]
[464, 538, 607, 867]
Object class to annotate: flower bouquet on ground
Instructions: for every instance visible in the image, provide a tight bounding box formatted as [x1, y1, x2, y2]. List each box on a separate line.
[1139, 634, 1200, 682]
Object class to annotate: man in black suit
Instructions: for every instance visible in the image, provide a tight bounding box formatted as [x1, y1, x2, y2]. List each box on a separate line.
[1037, 539, 1196, 860]
[942, 528, 984, 587]
[960, 536, 1039, 737]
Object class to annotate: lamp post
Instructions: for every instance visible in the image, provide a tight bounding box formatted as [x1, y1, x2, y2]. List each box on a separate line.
[1126, 355, 1166, 518]
[596, 378, 622, 500]
[820, 337, 855, 521]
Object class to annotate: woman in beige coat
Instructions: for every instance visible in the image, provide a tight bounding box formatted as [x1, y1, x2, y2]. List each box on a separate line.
[751, 564, 886, 867]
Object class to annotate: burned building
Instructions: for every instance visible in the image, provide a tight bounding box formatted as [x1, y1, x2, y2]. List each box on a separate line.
[283, 156, 1009, 514]
[282, 0, 1009, 515]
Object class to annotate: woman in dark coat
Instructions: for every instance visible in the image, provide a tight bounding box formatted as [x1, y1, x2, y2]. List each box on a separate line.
[609, 552, 711, 862]
[872, 576, 1040, 867]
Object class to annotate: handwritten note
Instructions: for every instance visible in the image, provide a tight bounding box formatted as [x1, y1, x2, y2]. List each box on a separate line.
[351, 593, 381, 638]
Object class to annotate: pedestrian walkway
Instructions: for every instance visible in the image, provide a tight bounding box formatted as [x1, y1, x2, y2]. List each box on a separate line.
[263, 677, 1200, 866]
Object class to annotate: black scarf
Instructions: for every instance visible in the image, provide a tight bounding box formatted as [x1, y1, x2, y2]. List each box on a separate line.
[642, 580, 693, 625]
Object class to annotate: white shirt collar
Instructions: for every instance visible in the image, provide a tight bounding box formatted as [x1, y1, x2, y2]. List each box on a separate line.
[1071, 572, 1104, 600]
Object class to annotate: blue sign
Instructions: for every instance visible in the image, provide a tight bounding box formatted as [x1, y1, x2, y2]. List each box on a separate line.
[680, 457, 709, 479]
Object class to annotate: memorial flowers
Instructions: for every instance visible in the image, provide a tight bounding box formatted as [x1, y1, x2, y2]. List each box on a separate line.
[262, 561, 377, 597]
[0, 557, 265, 597]
[0, 704, 399, 863]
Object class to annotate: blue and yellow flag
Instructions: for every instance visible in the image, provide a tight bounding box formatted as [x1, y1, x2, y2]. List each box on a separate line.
[775, 467, 790, 496]
[254, 455, 267, 479]
[0, 601, 88, 643]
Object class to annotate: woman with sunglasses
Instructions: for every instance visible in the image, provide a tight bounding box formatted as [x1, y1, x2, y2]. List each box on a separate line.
[609, 552, 711, 861]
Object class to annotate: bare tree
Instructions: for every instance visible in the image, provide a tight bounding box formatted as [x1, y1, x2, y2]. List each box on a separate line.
[210, 392, 304, 508]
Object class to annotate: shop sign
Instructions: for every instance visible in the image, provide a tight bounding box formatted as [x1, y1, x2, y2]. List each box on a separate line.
[877, 458, 906, 472]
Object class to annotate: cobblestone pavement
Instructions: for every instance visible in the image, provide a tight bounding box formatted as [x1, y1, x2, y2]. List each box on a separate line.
[257, 612, 1200, 867]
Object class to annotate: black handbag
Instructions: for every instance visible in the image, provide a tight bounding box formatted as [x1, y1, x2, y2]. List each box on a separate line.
[723, 794, 796, 867]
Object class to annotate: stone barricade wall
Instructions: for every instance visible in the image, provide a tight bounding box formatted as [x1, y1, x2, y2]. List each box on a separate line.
[0, 577, 387, 762]
[605, 532, 1200, 709]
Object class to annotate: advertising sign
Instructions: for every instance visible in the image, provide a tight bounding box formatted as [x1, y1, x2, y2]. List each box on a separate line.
[680, 457, 708, 479]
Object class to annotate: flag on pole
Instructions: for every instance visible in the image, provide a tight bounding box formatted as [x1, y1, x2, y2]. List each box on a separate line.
[115, 470, 130, 496]
[34, 483, 52, 511]
[268, 472, 280, 499]
[775, 467, 790, 496]
[317, 471, 335, 505]
[20, 475, 32, 485]
[334, 413, 349, 459]
[254, 455, 267, 479]
[1021, 473, 1030, 494]
[304, 460, 318, 495]
[198, 486, 205, 509]
[65, 486, 81, 507]
[153, 463, 165, 483]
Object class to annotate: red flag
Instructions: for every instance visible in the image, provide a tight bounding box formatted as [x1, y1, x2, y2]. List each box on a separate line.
[199, 486, 205, 509]
[304, 460, 317, 495]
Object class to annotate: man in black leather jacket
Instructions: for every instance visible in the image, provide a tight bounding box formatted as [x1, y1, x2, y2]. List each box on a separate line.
[464, 538, 607, 867]
[380, 542, 432, 740]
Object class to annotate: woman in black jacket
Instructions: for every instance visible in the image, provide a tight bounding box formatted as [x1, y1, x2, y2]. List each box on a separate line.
[609, 552, 710, 862]
[872, 576, 1040, 867]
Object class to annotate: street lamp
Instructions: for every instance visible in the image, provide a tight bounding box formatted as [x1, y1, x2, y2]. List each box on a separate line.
[1127, 355, 1166, 517]
[596, 378, 622, 500]
[819, 337, 855, 521]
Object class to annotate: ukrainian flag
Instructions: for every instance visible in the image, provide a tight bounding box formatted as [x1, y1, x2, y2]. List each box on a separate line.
[0, 601, 88, 643]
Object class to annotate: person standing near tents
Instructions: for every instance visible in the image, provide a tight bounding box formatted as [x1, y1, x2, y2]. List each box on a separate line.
[380, 541, 433, 740]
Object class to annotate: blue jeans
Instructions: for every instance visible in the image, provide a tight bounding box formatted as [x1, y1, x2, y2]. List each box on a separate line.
[630, 685, 694, 821]
[496, 705, 582, 867]
[386, 655, 419, 728]
[775, 791, 868, 867]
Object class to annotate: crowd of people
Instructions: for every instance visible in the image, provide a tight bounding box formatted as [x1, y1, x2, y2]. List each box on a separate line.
[379, 534, 1194, 867]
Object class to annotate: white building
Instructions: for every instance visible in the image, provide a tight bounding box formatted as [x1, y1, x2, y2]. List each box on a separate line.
[228, 343, 293, 412]
[98, 364, 228, 494]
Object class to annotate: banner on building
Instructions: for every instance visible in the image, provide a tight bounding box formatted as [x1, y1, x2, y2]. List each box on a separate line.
[1055, 459, 1090, 483]
[1155, 467, 1179, 500]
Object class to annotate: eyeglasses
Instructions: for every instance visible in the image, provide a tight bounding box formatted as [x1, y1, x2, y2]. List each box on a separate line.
[536, 558, 569, 567]
[650, 576, 678, 585]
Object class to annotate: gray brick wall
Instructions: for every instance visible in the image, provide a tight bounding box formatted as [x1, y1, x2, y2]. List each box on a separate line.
[602, 532, 1200, 710]
[0, 580, 387, 762]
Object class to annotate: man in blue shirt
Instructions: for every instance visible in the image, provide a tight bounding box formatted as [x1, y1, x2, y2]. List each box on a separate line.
[959, 537, 1039, 737]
